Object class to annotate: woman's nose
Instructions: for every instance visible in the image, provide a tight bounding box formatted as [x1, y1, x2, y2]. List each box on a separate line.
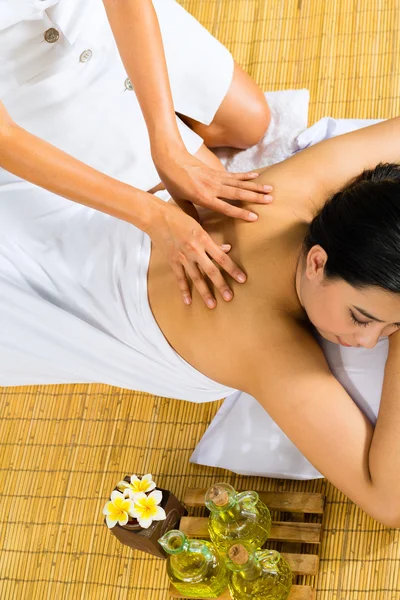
[356, 328, 382, 349]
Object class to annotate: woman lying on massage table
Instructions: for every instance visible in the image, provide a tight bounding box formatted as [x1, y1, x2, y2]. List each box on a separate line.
[2, 117, 400, 528]
[149, 116, 400, 528]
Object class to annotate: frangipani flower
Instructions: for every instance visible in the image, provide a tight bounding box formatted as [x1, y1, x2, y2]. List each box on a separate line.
[131, 490, 166, 529]
[117, 474, 156, 497]
[102, 490, 134, 529]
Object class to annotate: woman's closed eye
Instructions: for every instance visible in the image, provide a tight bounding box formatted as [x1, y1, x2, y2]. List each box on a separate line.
[349, 310, 371, 328]
[349, 309, 400, 330]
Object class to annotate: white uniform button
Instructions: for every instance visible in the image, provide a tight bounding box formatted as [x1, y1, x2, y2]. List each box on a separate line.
[44, 28, 60, 44]
[79, 49, 93, 63]
[124, 78, 133, 91]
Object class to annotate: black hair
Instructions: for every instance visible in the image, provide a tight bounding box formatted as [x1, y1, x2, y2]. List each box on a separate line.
[303, 163, 400, 292]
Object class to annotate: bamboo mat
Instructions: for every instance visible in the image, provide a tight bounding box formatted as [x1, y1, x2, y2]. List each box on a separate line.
[1, 1, 400, 599]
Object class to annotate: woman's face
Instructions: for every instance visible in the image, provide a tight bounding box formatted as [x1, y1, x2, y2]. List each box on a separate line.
[298, 246, 400, 348]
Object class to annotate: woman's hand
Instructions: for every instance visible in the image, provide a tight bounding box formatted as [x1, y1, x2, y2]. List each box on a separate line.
[153, 149, 273, 221]
[148, 200, 247, 308]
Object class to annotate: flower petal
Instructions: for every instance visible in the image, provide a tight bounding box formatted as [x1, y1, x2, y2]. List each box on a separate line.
[130, 506, 145, 519]
[102, 501, 114, 516]
[108, 505, 125, 520]
[121, 499, 133, 512]
[141, 474, 156, 492]
[110, 490, 124, 503]
[116, 480, 130, 490]
[118, 513, 129, 526]
[128, 506, 137, 518]
[106, 515, 118, 528]
[138, 516, 153, 529]
[152, 506, 167, 521]
[132, 492, 147, 507]
[113, 497, 128, 510]
[148, 490, 162, 505]
[126, 491, 142, 505]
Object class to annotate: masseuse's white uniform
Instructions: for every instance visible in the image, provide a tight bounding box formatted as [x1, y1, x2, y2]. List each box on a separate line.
[0, 0, 233, 225]
[0, 0, 236, 396]
[0, 2, 388, 479]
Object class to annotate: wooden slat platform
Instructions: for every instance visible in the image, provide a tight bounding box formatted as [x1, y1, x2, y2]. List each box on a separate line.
[180, 517, 322, 544]
[169, 583, 316, 600]
[169, 488, 325, 600]
[184, 489, 326, 514]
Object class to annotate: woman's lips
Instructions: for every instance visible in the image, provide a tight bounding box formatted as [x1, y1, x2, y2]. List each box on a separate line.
[337, 336, 352, 347]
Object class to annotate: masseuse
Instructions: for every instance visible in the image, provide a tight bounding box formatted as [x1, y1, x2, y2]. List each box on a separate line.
[0, 0, 271, 308]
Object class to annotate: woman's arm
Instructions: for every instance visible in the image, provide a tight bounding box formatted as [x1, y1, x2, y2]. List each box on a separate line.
[254, 117, 400, 220]
[245, 323, 400, 527]
[368, 332, 400, 507]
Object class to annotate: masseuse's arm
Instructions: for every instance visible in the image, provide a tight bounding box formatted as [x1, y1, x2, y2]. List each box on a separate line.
[246, 324, 400, 528]
[102, 0, 271, 213]
[0, 101, 248, 306]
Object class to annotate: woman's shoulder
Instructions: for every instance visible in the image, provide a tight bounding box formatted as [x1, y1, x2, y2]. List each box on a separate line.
[249, 117, 400, 221]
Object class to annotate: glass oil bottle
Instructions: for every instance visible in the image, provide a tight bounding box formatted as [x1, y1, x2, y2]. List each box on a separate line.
[205, 482, 271, 552]
[226, 542, 293, 600]
[158, 529, 229, 598]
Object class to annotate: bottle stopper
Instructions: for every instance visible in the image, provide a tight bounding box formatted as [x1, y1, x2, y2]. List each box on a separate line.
[208, 485, 229, 507]
[228, 544, 249, 565]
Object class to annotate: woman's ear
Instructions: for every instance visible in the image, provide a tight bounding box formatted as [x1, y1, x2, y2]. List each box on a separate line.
[305, 245, 328, 281]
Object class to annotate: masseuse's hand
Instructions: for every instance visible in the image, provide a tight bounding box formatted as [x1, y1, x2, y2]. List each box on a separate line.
[148, 200, 247, 308]
[153, 149, 273, 221]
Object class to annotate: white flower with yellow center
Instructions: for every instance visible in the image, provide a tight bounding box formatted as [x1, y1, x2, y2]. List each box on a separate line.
[102, 490, 134, 529]
[117, 474, 156, 499]
[131, 490, 166, 529]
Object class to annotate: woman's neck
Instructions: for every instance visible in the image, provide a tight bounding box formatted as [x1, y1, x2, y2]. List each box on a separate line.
[295, 252, 306, 312]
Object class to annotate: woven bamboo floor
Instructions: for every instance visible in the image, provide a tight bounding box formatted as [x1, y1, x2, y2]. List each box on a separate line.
[1, 1, 400, 599]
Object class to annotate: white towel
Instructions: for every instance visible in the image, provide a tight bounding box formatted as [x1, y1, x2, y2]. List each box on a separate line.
[295, 116, 383, 150]
[191, 94, 387, 479]
[215, 89, 310, 170]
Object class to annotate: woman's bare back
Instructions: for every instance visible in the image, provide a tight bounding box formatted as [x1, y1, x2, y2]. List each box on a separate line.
[148, 195, 310, 391]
